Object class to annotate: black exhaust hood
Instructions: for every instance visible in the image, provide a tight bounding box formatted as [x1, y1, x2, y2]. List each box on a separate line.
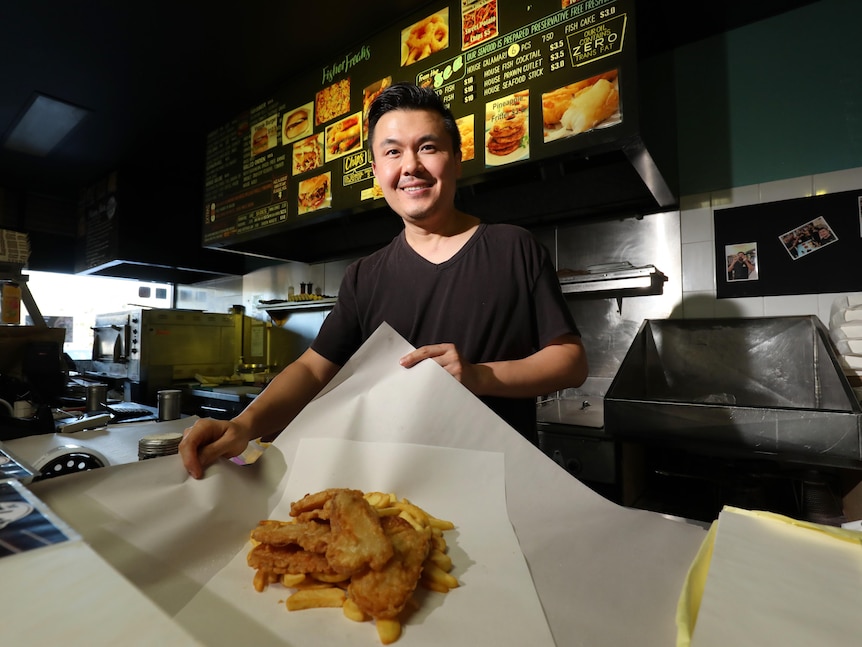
[201, 0, 679, 265]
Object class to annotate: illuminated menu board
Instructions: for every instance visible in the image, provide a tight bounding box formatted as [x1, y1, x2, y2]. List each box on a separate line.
[202, 0, 637, 251]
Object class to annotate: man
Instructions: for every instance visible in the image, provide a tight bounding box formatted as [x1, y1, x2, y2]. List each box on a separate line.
[180, 83, 588, 479]
[727, 251, 754, 280]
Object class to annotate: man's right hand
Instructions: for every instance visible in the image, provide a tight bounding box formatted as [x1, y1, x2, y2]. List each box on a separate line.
[179, 417, 253, 479]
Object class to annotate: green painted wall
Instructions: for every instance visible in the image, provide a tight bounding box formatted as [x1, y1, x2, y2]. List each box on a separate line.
[674, 0, 862, 195]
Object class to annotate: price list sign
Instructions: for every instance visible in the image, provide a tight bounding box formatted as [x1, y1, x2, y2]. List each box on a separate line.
[202, 0, 635, 251]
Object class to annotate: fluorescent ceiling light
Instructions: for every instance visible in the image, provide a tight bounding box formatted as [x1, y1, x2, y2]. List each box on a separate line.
[4, 94, 90, 157]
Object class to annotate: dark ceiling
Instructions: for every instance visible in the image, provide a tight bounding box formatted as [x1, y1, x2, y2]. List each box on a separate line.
[0, 0, 816, 206]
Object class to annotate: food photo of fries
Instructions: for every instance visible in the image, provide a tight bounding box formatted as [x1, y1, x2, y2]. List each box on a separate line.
[316, 78, 351, 126]
[401, 9, 449, 66]
[456, 115, 475, 161]
[247, 488, 458, 645]
[462, 0, 498, 50]
[363, 77, 392, 139]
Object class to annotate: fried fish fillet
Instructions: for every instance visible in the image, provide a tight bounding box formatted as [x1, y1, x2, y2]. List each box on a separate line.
[247, 542, 336, 575]
[348, 516, 432, 619]
[250, 519, 331, 554]
[290, 487, 358, 517]
[325, 489, 394, 574]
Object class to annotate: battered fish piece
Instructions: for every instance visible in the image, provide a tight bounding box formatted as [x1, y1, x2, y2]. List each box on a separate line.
[325, 489, 394, 574]
[251, 519, 331, 554]
[348, 516, 432, 619]
[290, 487, 359, 517]
[247, 542, 336, 575]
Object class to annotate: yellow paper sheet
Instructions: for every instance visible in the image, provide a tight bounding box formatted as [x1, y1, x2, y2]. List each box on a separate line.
[677, 506, 862, 647]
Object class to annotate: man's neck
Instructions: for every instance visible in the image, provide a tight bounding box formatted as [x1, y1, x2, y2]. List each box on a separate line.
[403, 211, 480, 264]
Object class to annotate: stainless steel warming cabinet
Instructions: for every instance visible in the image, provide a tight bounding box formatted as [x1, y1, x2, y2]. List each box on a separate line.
[604, 316, 862, 469]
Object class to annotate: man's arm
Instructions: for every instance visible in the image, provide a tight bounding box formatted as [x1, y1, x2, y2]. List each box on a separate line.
[400, 333, 588, 399]
[180, 348, 340, 478]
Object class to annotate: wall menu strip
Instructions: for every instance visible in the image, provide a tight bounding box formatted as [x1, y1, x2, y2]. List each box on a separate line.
[202, 0, 635, 250]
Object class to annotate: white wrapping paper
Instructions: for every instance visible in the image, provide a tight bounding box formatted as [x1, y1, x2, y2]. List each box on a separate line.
[177, 439, 554, 645]
[27, 323, 708, 646]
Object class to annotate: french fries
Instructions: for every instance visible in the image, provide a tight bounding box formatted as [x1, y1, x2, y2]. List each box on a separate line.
[286, 587, 346, 611]
[249, 489, 457, 644]
[376, 618, 402, 645]
[343, 597, 368, 622]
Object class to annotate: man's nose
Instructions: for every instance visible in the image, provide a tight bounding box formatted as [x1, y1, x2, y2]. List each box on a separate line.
[402, 149, 423, 174]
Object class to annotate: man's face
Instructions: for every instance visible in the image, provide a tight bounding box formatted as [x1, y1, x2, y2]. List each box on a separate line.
[370, 108, 461, 224]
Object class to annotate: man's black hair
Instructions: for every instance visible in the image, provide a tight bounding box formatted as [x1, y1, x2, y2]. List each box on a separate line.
[367, 82, 461, 158]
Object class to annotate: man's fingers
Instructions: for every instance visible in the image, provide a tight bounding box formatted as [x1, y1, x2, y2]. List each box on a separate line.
[400, 344, 451, 367]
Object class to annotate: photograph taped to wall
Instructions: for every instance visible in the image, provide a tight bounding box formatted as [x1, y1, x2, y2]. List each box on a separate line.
[725, 243, 758, 282]
[779, 216, 839, 260]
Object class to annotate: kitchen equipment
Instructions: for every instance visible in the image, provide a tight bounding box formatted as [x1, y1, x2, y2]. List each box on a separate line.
[89, 308, 297, 405]
[138, 432, 182, 460]
[32, 444, 109, 480]
[156, 389, 181, 421]
[0, 326, 66, 440]
[605, 316, 862, 468]
[184, 385, 261, 420]
[85, 383, 108, 413]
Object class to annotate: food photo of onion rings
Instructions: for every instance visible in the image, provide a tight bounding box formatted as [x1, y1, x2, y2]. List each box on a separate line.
[292, 133, 324, 176]
[325, 112, 362, 162]
[401, 9, 449, 66]
[316, 79, 351, 126]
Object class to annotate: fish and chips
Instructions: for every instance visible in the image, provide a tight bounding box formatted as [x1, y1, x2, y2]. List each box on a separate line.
[542, 70, 620, 141]
[247, 488, 457, 645]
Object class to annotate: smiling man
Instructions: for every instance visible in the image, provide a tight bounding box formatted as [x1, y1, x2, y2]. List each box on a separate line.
[180, 82, 587, 479]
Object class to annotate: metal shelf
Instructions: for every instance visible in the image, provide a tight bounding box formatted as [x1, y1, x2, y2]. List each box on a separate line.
[1, 261, 46, 327]
[258, 298, 337, 316]
[559, 265, 667, 297]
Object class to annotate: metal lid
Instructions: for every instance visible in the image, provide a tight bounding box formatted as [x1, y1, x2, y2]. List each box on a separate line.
[138, 431, 182, 459]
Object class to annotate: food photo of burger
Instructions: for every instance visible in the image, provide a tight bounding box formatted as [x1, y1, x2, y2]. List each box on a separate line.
[250, 115, 278, 157]
[297, 172, 330, 214]
[283, 103, 313, 144]
[251, 126, 269, 156]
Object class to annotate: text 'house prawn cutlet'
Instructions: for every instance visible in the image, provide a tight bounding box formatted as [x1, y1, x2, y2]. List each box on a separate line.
[246, 488, 458, 645]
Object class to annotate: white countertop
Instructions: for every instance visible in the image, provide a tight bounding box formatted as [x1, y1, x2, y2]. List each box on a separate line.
[3, 417, 194, 471]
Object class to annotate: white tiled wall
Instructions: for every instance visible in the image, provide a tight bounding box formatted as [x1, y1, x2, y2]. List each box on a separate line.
[679, 167, 862, 324]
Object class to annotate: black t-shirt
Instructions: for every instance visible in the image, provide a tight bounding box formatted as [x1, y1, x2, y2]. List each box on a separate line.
[312, 223, 580, 442]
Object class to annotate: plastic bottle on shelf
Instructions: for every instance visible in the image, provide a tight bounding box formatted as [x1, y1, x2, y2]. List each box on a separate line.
[1, 281, 21, 324]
